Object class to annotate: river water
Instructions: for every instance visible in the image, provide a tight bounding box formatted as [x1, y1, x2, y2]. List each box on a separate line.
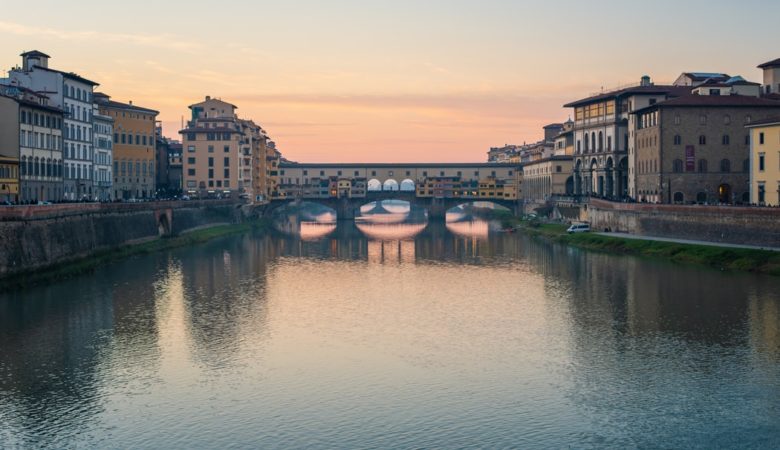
[1, 216, 779, 448]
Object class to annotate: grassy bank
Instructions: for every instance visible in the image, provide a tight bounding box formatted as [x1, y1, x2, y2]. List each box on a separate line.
[519, 222, 780, 276]
[1, 219, 270, 291]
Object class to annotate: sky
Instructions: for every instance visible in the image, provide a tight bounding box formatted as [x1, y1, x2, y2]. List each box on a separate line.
[0, 0, 778, 162]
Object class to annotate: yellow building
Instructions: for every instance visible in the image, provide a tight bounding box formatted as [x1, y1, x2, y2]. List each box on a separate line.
[95, 93, 158, 199]
[747, 118, 780, 205]
[0, 156, 19, 203]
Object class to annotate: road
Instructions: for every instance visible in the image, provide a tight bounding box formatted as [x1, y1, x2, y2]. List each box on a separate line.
[596, 232, 780, 252]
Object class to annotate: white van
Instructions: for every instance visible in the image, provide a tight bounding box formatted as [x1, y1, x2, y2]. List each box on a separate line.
[566, 223, 590, 234]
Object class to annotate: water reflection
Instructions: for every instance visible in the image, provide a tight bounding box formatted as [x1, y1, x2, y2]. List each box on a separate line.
[0, 223, 778, 448]
[356, 200, 428, 241]
[272, 201, 337, 240]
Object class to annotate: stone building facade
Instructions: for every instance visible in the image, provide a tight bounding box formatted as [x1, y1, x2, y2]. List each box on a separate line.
[633, 95, 780, 204]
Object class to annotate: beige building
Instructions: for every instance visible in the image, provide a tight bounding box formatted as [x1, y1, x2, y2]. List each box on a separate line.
[746, 118, 780, 205]
[181, 97, 262, 198]
[95, 93, 158, 199]
[521, 156, 574, 203]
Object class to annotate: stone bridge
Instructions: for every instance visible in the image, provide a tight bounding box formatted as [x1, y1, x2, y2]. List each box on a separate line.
[266, 192, 521, 220]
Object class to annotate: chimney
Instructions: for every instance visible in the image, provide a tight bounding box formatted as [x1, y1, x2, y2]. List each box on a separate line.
[640, 75, 652, 87]
[205, 95, 211, 101]
[129, 100, 133, 105]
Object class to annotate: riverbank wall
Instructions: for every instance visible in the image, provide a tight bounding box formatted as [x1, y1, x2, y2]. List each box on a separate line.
[0, 200, 244, 278]
[587, 199, 780, 247]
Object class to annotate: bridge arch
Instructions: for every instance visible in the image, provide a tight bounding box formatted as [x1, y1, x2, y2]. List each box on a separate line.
[383, 179, 399, 191]
[400, 179, 415, 191]
[367, 179, 382, 191]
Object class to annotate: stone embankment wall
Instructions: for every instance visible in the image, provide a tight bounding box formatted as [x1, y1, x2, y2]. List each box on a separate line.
[0, 200, 242, 277]
[588, 199, 780, 247]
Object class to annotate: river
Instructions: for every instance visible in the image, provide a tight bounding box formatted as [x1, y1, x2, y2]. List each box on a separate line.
[1, 217, 778, 448]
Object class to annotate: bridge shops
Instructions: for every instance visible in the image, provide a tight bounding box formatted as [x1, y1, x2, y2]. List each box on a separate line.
[276, 163, 520, 201]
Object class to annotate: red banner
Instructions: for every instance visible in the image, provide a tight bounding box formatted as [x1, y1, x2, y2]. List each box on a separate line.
[685, 145, 695, 172]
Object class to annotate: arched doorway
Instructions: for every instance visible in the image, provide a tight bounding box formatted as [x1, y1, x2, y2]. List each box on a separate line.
[565, 176, 574, 195]
[718, 184, 731, 204]
[383, 179, 399, 191]
[673, 192, 684, 204]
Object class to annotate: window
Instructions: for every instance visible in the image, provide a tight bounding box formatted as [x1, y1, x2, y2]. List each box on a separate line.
[187, 145, 196, 153]
[208, 145, 214, 153]
[674, 135, 681, 145]
[745, 115, 752, 124]
[759, 132, 765, 145]
[724, 115, 731, 125]
[698, 159, 708, 173]
[699, 135, 706, 145]
[187, 157, 196, 164]
[224, 145, 230, 153]
[673, 159, 683, 173]
[720, 159, 731, 173]
[743, 159, 750, 173]
[224, 157, 230, 167]
[187, 133, 196, 141]
[208, 157, 214, 167]
[722, 135, 730, 145]
[745, 135, 750, 145]
[699, 115, 707, 125]
[607, 136, 612, 151]
[758, 183, 766, 203]
[188, 168, 196, 176]
[674, 115, 681, 125]
[759, 153, 765, 171]
[208, 169, 214, 179]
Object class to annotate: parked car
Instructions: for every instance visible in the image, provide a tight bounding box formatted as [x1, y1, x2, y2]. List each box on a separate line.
[567, 223, 590, 234]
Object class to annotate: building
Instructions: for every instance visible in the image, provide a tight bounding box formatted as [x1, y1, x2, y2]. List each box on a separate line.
[758, 59, 780, 96]
[155, 130, 183, 196]
[553, 120, 575, 156]
[746, 117, 780, 205]
[181, 96, 268, 199]
[0, 84, 64, 203]
[94, 93, 158, 200]
[566, 76, 691, 200]
[521, 156, 574, 204]
[7, 51, 99, 200]
[92, 108, 113, 201]
[632, 94, 780, 204]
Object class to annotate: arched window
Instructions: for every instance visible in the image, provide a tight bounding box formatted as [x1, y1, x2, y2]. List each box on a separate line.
[577, 140, 581, 153]
[698, 159, 708, 173]
[584, 136, 589, 152]
[673, 192, 684, 203]
[607, 136, 612, 151]
[598, 131, 604, 151]
[674, 135, 681, 145]
[699, 135, 706, 145]
[724, 115, 731, 125]
[696, 192, 707, 203]
[46, 158, 52, 177]
[673, 159, 683, 173]
[591, 132, 596, 151]
[720, 159, 731, 173]
[722, 134, 730, 145]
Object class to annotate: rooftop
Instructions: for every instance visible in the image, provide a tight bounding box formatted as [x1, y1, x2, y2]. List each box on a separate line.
[745, 116, 780, 128]
[32, 65, 98, 86]
[758, 58, 780, 69]
[20, 50, 50, 58]
[633, 94, 780, 114]
[564, 85, 690, 108]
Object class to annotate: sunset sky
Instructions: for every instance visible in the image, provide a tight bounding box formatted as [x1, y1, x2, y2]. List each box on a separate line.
[1, 0, 777, 162]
